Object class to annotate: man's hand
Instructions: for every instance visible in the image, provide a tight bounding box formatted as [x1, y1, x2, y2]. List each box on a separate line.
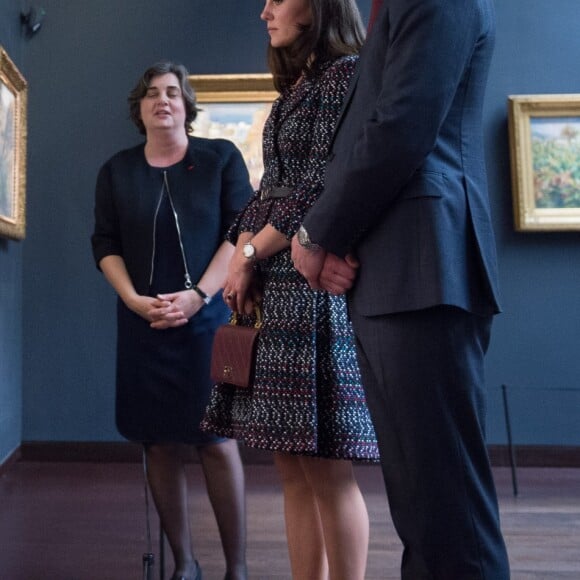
[291, 235, 326, 289]
[319, 253, 359, 294]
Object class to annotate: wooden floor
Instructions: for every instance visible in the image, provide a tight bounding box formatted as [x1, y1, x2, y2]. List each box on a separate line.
[0, 462, 579, 579]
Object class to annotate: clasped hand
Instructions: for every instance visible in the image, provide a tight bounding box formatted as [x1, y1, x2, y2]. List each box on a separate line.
[129, 290, 203, 329]
[290, 236, 359, 295]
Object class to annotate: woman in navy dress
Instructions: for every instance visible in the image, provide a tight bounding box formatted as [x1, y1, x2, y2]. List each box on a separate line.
[92, 61, 252, 580]
[201, 2, 380, 579]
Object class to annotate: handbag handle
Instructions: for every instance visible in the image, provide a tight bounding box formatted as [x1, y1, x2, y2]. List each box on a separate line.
[230, 304, 263, 329]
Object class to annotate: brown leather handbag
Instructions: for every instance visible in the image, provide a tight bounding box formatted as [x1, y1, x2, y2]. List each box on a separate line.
[210, 307, 262, 387]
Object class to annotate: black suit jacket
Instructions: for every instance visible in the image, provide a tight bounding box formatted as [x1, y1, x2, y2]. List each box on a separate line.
[303, 0, 500, 317]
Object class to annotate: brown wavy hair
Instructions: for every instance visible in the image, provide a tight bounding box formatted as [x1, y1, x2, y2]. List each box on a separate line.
[267, 0, 365, 92]
[128, 61, 200, 135]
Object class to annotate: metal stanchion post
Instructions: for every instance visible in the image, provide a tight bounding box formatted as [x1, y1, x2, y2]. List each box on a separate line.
[159, 525, 165, 580]
[142, 448, 156, 579]
[501, 384, 518, 497]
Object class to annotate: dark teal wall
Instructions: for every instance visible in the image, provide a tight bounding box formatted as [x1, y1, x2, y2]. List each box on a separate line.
[0, 0, 24, 463]
[1, 0, 577, 452]
[482, 1, 580, 444]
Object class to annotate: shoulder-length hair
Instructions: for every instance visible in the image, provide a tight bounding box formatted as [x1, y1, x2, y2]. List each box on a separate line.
[128, 61, 200, 135]
[268, 0, 365, 92]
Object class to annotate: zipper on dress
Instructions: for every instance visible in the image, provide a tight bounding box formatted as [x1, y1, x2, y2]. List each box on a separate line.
[148, 183, 165, 290]
[148, 171, 193, 291]
[163, 171, 193, 290]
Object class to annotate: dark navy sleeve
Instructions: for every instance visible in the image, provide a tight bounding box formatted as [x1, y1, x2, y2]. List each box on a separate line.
[91, 159, 122, 270]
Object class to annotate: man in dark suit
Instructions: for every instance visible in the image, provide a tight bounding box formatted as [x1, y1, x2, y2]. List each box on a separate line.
[291, 0, 510, 578]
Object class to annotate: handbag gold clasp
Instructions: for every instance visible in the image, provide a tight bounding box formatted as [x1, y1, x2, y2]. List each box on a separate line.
[230, 304, 262, 329]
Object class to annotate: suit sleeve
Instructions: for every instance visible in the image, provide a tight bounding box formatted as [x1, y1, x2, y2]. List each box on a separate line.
[302, 0, 487, 257]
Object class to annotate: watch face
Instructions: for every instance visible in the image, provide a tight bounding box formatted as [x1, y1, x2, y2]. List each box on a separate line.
[243, 243, 256, 259]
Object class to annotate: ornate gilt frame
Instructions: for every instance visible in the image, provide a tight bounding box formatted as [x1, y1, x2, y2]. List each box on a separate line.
[508, 94, 580, 232]
[189, 73, 276, 103]
[0, 47, 28, 240]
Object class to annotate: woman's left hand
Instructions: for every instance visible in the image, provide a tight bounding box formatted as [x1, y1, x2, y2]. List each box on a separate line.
[223, 253, 256, 314]
[149, 290, 202, 329]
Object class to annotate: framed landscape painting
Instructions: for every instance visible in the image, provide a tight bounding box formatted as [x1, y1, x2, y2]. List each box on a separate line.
[189, 74, 277, 190]
[0, 47, 27, 240]
[508, 94, 580, 232]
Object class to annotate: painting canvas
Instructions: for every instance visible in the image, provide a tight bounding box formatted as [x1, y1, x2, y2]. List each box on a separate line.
[530, 117, 580, 209]
[0, 47, 27, 240]
[193, 102, 272, 190]
[508, 94, 580, 231]
[189, 74, 277, 190]
[0, 81, 15, 219]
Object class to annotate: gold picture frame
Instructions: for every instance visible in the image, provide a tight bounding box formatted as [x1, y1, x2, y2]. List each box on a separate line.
[508, 94, 580, 232]
[189, 74, 277, 190]
[0, 47, 28, 240]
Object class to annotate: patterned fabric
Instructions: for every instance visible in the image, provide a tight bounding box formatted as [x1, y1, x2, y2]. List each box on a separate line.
[201, 57, 379, 461]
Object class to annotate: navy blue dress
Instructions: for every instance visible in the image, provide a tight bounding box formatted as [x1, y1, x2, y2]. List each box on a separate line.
[116, 171, 225, 444]
[92, 138, 253, 445]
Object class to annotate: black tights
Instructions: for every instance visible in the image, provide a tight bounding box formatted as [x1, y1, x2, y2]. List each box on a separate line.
[145, 440, 247, 580]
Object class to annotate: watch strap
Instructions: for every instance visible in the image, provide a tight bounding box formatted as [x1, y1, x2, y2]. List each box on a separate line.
[192, 284, 212, 305]
[297, 225, 321, 251]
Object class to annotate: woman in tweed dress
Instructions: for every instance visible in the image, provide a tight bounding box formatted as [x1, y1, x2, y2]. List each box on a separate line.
[202, 1, 379, 578]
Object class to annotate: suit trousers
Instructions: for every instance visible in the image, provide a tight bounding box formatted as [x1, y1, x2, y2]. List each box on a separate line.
[349, 304, 510, 580]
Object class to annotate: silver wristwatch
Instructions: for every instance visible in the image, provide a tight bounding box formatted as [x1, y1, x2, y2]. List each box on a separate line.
[242, 241, 257, 261]
[297, 225, 321, 251]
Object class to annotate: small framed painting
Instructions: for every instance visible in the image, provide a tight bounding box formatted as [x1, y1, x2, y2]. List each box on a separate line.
[0, 47, 28, 240]
[508, 94, 580, 232]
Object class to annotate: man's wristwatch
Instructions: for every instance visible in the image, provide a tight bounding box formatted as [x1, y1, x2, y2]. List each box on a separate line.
[192, 284, 212, 305]
[242, 241, 257, 261]
[297, 225, 321, 251]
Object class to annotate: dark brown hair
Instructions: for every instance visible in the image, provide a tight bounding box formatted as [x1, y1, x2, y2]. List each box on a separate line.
[128, 61, 199, 135]
[267, 0, 365, 92]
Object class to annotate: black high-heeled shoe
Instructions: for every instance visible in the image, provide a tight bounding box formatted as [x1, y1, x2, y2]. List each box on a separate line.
[171, 560, 202, 580]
